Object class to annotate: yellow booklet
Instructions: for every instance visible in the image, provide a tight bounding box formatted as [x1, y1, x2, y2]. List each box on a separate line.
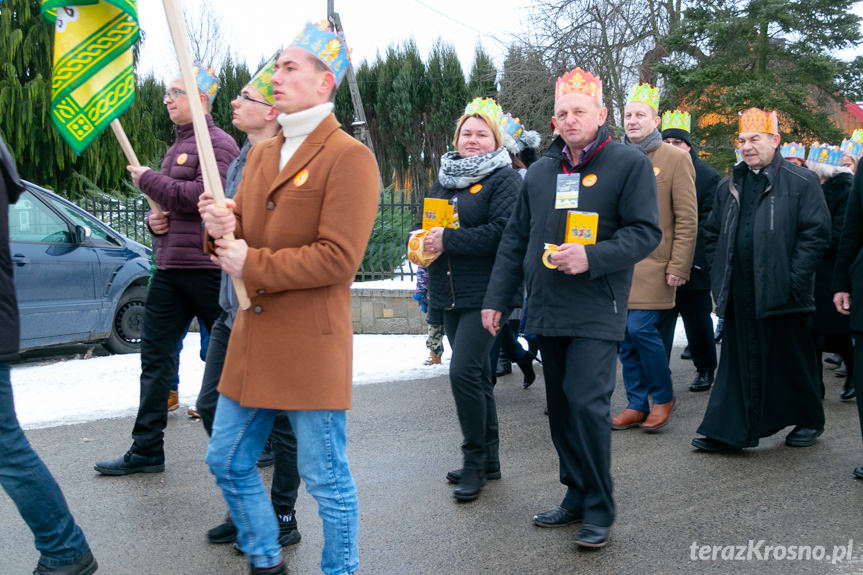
[565, 211, 599, 245]
[422, 198, 455, 229]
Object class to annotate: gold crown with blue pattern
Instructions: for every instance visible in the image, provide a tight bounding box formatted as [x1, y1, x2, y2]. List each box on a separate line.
[500, 113, 524, 154]
[291, 21, 351, 86]
[780, 142, 806, 160]
[841, 138, 862, 159]
[193, 63, 220, 102]
[807, 142, 843, 167]
[627, 83, 660, 112]
[248, 51, 279, 105]
[661, 110, 691, 132]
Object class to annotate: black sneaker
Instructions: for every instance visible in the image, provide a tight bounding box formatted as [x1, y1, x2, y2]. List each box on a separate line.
[446, 464, 501, 484]
[278, 512, 302, 547]
[33, 549, 98, 575]
[249, 562, 286, 575]
[257, 440, 274, 468]
[94, 450, 164, 476]
[207, 514, 237, 544]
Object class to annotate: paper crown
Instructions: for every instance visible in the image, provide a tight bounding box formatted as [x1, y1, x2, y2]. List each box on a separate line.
[661, 110, 691, 132]
[464, 97, 503, 124]
[738, 107, 778, 135]
[735, 148, 744, 163]
[290, 21, 351, 86]
[627, 83, 660, 112]
[807, 142, 844, 167]
[555, 68, 602, 104]
[248, 51, 279, 105]
[840, 138, 862, 159]
[193, 63, 220, 102]
[500, 113, 524, 154]
[780, 142, 806, 160]
[852, 129, 863, 144]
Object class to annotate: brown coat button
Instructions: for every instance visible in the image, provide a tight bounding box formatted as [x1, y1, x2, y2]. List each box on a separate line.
[266, 201, 275, 210]
[257, 289, 266, 295]
[253, 305, 263, 314]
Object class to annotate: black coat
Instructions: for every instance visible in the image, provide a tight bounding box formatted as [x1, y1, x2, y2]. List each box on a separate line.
[704, 150, 830, 319]
[483, 126, 662, 341]
[833, 157, 863, 331]
[679, 150, 720, 292]
[426, 163, 522, 310]
[814, 172, 852, 334]
[0, 133, 23, 362]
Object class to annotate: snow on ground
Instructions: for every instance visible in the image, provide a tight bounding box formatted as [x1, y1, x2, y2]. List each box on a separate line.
[11, 333, 450, 430]
[12, 315, 694, 430]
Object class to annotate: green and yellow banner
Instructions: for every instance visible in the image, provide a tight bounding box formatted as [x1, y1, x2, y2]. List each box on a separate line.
[41, 0, 139, 154]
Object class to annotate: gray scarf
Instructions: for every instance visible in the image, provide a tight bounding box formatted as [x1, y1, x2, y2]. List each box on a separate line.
[438, 147, 512, 189]
[624, 129, 662, 155]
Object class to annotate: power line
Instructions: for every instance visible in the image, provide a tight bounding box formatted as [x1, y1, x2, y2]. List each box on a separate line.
[409, 0, 508, 48]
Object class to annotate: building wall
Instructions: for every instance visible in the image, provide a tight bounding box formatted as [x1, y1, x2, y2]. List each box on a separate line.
[351, 288, 426, 334]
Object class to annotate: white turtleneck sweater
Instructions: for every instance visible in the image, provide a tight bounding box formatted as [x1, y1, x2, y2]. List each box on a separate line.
[277, 102, 334, 170]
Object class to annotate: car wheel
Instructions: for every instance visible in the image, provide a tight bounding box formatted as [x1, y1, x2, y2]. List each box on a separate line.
[105, 285, 147, 354]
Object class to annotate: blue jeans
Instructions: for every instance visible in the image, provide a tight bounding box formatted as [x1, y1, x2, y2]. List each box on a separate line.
[206, 395, 358, 574]
[0, 363, 92, 567]
[620, 310, 675, 412]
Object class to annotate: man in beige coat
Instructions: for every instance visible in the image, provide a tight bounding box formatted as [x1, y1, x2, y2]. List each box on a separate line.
[199, 22, 378, 575]
[612, 83, 697, 432]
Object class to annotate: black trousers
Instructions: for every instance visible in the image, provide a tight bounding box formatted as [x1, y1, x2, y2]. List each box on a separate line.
[131, 269, 221, 456]
[538, 336, 617, 527]
[442, 308, 498, 470]
[851, 333, 863, 445]
[674, 288, 717, 371]
[197, 312, 301, 511]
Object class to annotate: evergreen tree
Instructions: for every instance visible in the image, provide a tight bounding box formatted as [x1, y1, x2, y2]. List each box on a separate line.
[212, 54, 250, 145]
[425, 40, 467, 176]
[659, 0, 862, 169]
[498, 44, 555, 145]
[467, 45, 498, 99]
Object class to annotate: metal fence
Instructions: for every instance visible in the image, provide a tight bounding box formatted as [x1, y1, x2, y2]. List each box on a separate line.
[74, 190, 422, 282]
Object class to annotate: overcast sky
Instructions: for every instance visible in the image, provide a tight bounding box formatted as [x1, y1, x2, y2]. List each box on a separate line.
[136, 0, 528, 81]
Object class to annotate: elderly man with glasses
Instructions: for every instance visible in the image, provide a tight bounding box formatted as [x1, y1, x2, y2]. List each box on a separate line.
[95, 65, 239, 476]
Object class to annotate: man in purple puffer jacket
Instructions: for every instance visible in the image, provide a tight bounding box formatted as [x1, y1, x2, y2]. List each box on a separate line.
[95, 66, 239, 475]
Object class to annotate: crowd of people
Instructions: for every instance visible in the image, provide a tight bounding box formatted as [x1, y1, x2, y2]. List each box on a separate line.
[1, 16, 863, 575]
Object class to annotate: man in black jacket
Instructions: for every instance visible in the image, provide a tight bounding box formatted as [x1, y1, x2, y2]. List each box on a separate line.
[661, 110, 720, 391]
[0, 133, 98, 574]
[481, 68, 661, 548]
[692, 108, 830, 452]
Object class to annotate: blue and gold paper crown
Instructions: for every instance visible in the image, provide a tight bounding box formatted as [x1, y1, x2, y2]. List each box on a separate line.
[291, 21, 351, 86]
[500, 113, 524, 154]
[248, 51, 279, 105]
[780, 142, 806, 160]
[735, 148, 743, 163]
[840, 138, 862, 159]
[627, 83, 660, 112]
[807, 142, 843, 167]
[661, 110, 691, 132]
[555, 68, 602, 104]
[193, 63, 220, 102]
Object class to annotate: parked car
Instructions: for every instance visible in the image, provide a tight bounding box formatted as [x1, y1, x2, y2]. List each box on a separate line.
[9, 181, 151, 353]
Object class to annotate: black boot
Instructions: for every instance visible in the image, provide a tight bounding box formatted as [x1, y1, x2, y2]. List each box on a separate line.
[453, 468, 485, 502]
[495, 351, 512, 377]
[689, 370, 714, 392]
[517, 352, 536, 388]
[841, 377, 856, 401]
[249, 562, 286, 575]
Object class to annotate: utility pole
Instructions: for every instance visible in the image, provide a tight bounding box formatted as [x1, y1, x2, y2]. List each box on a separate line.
[327, 1, 377, 161]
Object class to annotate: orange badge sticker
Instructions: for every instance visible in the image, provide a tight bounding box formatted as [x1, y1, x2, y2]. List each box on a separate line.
[469, 184, 483, 194]
[582, 174, 597, 187]
[653, 166, 661, 176]
[294, 169, 309, 186]
[176, 153, 188, 165]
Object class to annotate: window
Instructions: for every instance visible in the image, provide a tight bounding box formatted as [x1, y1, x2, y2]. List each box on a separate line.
[48, 197, 123, 248]
[9, 191, 73, 244]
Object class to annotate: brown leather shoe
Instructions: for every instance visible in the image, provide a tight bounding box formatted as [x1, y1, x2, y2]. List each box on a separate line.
[424, 352, 442, 365]
[641, 399, 675, 432]
[611, 408, 646, 430]
[167, 390, 179, 412]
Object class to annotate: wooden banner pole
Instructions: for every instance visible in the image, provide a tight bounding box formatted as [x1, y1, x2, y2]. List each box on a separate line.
[160, 0, 251, 310]
[110, 119, 162, 214]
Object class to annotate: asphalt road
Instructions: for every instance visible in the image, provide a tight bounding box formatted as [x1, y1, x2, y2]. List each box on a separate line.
[3, 348, 863, 575]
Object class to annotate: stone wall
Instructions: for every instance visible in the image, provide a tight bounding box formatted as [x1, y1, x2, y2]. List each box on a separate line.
[351, 288, 426, 334]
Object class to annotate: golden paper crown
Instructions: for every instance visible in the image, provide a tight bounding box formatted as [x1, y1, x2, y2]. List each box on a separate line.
[464, 97, 503, 126]
[627, 83, 660, 112]
[555, 68, 602, 103]
[661, 110, 691, 132]
[738, 107, 779, 135]
[852, 129, 863, 144]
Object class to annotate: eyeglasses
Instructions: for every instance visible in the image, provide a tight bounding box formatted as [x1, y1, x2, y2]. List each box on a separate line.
[162, 89, 186, 103]
[235, 93, 270, 107]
